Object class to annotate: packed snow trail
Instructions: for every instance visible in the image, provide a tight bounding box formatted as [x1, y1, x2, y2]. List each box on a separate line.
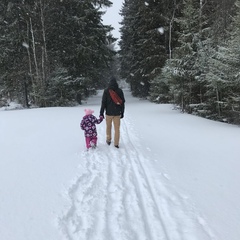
[1, 88, 240, 240]
[58, 115, 216, 240]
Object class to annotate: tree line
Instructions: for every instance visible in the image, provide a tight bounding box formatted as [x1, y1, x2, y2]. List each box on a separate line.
[119, 0, 240, 124]
[1, 0, 240, 124]
[0, 0, 116, 107]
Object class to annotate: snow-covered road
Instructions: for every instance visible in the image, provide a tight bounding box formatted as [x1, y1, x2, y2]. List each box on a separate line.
[1, 88, 239, 240]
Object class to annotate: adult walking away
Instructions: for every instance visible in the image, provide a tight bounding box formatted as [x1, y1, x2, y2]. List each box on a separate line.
[100, 77, 125, 148]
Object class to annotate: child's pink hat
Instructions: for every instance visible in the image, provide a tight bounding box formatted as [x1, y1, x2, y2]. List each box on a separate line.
[84, 108, 94, 115]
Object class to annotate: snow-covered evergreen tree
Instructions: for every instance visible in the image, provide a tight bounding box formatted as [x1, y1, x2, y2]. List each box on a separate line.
[160, 0, 201, 111]
[149, 0, 182, 103]
[152, 0, 218, 113]
[205, 0, 240, 123]
[120, 0, 177, 98]
[119, 0, 140, 94]
[0, 0, 115, 107]
[149, 62, 172, 103]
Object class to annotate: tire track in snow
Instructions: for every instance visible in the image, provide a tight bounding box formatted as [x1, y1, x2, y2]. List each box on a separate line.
[121, 121, 170, 240]
[105, 147, 148, 240]
[121, 117, 216, 240]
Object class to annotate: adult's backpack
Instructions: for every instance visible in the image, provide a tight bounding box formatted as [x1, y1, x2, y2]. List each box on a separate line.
[109, 89, 123, 105]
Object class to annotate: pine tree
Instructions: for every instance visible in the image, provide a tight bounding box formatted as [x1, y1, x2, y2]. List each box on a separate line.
[0, 1, 33, 106]
[149, 0, 183, 103]
[153, 0, 217, 112]
[119, 0, 139, 92]
[205, 0, 240, 123]
[131, 0, 168, 97]
[44, 0, 116, 105]
[0, 0, 115, 107]
[210, 0, 236, 43]
[161, 0, 201, 111]
[120, 0, 176, 98]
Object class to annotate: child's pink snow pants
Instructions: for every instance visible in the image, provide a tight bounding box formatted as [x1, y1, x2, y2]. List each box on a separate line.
[85, 136, 97, 149]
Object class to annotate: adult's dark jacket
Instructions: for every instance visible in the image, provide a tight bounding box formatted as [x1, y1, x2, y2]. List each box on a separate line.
[100, 78, 125, 118]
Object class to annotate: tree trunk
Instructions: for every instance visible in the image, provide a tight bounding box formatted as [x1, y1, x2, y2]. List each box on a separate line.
[30, 17, 40, 86]
[25, 20, 35, 104]
[169, 0, 177, 60]
[24, 81, 30, 108]
[40, 0, 48, 83]
[216, 86, 221, 117]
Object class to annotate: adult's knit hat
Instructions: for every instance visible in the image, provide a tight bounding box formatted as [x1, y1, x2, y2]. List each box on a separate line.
[84, 109, 94, 115]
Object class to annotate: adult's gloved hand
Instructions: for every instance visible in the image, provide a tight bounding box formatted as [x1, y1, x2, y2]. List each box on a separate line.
[121, 113, 124, 119]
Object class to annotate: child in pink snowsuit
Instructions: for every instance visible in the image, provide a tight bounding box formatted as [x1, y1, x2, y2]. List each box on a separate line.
[80, 109, 103, 149]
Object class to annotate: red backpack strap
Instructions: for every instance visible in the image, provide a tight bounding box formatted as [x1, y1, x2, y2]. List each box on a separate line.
[109, 89, 123, 105]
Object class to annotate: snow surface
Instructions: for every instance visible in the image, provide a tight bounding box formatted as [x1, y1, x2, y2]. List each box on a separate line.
[1, 86, 240, 240]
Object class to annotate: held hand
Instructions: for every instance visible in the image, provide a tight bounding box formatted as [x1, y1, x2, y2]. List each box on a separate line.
[121, 114, 124, 119]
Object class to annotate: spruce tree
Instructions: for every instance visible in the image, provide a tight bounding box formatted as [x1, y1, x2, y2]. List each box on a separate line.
[205, 0, 240, 123]
[119, 0, 139, 92]
[45, 0, 116, 105]
[0, 1, 33, 106]
[162, 0, 200, 111]
[0, 0, 115, 107]
[120, 0, 174, 98]
[153, 0, 216, 112]
[149, 0, 183, 103]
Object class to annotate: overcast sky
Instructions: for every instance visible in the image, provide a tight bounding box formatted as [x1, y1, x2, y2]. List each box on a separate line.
[102, 0, 123, 45]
